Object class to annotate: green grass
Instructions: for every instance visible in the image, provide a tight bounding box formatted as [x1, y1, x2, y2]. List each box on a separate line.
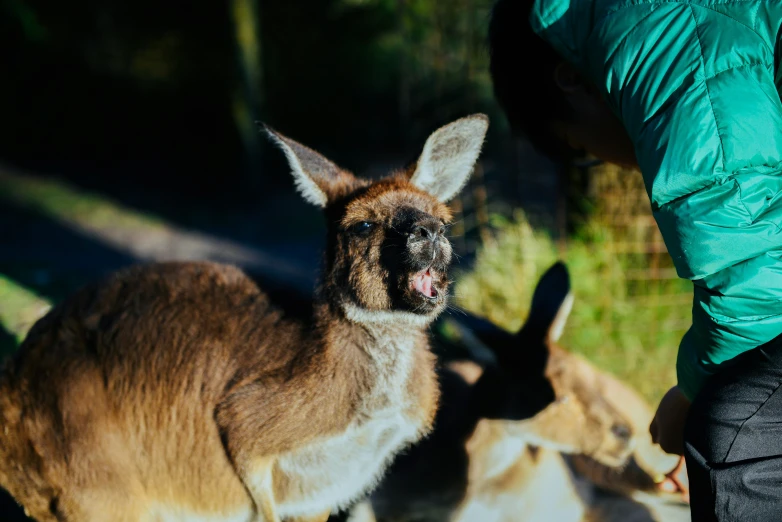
[455, 211, 691, 404]
[0, 275, 51, 359]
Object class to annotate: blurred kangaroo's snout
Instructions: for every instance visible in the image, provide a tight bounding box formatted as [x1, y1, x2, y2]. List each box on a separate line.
[611, 422, 633, 445]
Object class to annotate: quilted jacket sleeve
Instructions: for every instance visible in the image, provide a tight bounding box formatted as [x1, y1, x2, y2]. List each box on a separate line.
[532, 0, 782, 400]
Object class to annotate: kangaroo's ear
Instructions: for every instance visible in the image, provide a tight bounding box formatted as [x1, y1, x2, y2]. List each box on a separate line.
[265, 126, 358, 207]
[520, 262, 574, 344]
[409, 114, 489, 202]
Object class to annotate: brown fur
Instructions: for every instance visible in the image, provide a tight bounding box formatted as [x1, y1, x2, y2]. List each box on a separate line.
[0, 115, 490, 522]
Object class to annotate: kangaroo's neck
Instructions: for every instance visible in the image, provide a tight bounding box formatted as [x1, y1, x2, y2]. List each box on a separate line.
[314, 297, 431, 345]
[313, 300, 431, 391]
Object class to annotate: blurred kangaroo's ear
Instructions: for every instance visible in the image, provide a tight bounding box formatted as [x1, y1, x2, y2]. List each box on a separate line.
[444, 312, 516, 366]
[264, 126, 358, 207]
[409, 114, 489, 202]
[520, 262, 573, 344]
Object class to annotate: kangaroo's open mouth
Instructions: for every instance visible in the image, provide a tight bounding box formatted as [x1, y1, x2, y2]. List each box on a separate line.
[412, 268, 438, 299]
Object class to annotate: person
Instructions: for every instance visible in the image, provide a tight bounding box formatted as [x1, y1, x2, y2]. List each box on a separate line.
[488, 0, 782, 519]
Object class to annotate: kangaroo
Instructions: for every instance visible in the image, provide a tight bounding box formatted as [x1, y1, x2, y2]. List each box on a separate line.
[346, 262, 681, 522]
[0, 114, 489, 522]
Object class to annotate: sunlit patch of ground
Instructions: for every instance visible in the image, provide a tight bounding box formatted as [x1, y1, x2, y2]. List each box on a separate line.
[0, 169, 166, 229]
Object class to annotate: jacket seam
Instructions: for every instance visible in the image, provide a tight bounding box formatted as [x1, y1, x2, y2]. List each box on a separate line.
[602, 2, 664, 22]
[755, 219, 782, 233]
[731, 177, 754, 227]
[655, 166, 782, 212]
[703, 61, 766, 82]
[695, 4, 768, 50]
[707, 308, 782, 325]
[689, 4, 727, 173]
[599, 5, 662, 73]
[603, 0, 765, 20]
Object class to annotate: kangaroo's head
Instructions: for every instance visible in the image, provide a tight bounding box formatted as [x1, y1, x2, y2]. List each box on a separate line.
[452, 262, 634, 467]
[266, 114, 488, 326]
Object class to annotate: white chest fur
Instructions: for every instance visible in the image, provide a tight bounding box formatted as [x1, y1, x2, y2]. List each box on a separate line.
[276, 325, 426, 519]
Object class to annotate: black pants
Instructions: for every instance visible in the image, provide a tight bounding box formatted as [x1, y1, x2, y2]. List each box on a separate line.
[684, 334, 782, 521]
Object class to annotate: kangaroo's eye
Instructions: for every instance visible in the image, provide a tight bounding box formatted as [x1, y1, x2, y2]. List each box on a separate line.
[351, 221, 375, 237]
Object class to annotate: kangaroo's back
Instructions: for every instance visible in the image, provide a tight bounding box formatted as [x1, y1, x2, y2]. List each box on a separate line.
[0, 262, 295, 520]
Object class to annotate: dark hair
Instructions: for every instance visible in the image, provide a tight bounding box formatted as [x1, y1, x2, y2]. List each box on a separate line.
[488, 0, 575, 159]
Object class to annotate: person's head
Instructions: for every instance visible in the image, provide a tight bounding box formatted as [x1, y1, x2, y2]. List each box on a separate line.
[488, 0, 637, 167]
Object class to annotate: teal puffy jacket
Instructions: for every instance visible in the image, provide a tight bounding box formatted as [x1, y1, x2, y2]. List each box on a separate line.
[531, 0, 782, 400]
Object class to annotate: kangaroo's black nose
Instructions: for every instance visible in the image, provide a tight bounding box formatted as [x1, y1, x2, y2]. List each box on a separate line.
[409, 218, 442, 242]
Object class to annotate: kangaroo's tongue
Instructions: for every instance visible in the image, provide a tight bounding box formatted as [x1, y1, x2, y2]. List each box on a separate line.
[413, 269, 434, 298]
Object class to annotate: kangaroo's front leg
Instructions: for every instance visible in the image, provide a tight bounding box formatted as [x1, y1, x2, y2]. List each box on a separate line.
[241, 457, 280, 522]
[216, 387, 284, 522]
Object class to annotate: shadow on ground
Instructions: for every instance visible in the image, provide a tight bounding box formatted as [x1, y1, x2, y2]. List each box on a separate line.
[0, 198, 139, 303]
[0, 325, 16, 362]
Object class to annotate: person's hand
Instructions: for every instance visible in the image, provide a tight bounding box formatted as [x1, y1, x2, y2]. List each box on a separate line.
[656, 456, 690, 503]
[649, 385, 691, 456]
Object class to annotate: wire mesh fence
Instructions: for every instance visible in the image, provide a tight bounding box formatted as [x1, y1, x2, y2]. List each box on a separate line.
[585, 162, 692, 342]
